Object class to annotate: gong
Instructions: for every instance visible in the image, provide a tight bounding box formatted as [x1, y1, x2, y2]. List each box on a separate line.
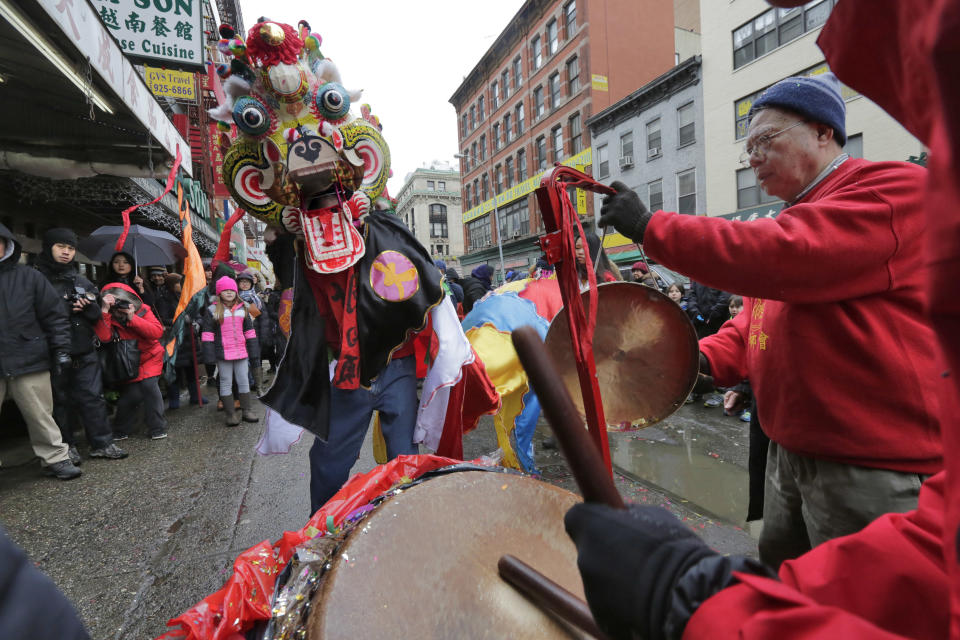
[544, 282, 699, 428]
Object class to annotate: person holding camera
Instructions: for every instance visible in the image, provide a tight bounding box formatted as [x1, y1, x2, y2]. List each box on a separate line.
[94, 282, 167, 440]
[0, 223, 80, 480]
[35, 228, 127, 463]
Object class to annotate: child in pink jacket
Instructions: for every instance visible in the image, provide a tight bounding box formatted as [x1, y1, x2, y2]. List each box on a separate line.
[201, 276, 259, 426]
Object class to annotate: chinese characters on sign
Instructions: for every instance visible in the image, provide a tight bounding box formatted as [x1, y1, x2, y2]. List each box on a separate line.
[91, 0, 203, 68]
[143, 65, 196, 100]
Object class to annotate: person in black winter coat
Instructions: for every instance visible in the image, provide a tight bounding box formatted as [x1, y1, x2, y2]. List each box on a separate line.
[35, 228, 128, 463]
[0, 223, 81, 480]
[461, 263, 494, 314]
[685, 280, 732, 338]
[444, 267, 464, 305]
[0, 526, 90, 639]
[99, 251, 155, 308]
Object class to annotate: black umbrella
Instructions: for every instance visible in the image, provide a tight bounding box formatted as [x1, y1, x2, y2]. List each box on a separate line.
[79, 225, 187, 266]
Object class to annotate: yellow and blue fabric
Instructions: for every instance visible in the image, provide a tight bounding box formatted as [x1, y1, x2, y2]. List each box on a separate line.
[462, 290, 549, 473]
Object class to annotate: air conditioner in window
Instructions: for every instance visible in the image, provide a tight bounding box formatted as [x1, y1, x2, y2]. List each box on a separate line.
[647, 147, 660, 159]
[619, 155, 634, 169]
[512, 231, 522, 239]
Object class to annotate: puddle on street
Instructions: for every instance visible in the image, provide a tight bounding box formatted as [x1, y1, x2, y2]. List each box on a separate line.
[610, 427, 751, 528]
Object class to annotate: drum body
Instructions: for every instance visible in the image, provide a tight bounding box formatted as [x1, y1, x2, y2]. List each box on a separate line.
[307, 470, 585, 638]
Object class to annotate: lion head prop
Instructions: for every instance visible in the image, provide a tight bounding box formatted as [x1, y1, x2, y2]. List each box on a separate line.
[210, 19, 390, 274]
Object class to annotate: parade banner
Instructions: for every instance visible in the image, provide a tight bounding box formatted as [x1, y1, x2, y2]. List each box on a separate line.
[143, 65, 196, 100]
[90, 0, 204, 68]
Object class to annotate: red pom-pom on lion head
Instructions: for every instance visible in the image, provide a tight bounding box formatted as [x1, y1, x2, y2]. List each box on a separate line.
[245, 20, 303, 67]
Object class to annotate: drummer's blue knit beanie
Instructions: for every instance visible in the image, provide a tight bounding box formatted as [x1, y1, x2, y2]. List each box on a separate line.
[749, 72, 846, 145]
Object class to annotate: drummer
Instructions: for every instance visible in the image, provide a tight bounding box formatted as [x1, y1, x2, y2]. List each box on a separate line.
[596, 72, 940, 569]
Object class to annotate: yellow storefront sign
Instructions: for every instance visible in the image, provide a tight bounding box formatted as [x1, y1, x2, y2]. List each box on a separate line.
[591, 74, 609, 91]
[462, 148, 593, 223]
[144, 66, 196, 101]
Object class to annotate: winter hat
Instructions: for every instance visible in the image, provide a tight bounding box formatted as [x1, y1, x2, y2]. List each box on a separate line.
[43, 227, 78, 249]
[236, 270, 256, 283]
[631, 261, 648, 273]
[749, 72, 846, 145]
[472, 264, 494, 281]
[434, 259, 447, 271]
[148, 266, 167, 275]
[215, 275, 238, 295]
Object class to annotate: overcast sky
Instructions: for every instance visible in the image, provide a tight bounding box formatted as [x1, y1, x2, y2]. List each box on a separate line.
[236, 0, 525, 196]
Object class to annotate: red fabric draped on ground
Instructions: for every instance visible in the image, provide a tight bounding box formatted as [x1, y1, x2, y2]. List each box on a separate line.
[156, 454, 461, 640]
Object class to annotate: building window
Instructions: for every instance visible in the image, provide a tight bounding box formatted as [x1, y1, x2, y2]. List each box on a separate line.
[596, 144, 609, 179]
[532, 35, 542, 70]
[492, 80, 500, 110]
[648, 179, 663, 211]
[516, 102, 526, 134]
[495, 165, 503, 193]
[469, 106, 475, 130]
[478, 95, 485, 121]
[408, 207, 415, 231]
[646, 118, 662, 159]
[552, 126, 564, 162]
[517, 149, 527, 181]
[493, 123, 501, 150]
[733, 2, 836, 69]
[461, 114, 467, 138]
[438, 181, 446, 191]
[479, 135, 486, 161]
[498, 199, 530, 240]
[564, 0, 577, 35]
[464, 184, 471, 206]
[619, 131, 633, 162]
[505, 157, 514, 187]
[467, 216, 492, 250]
[547, 19, 559, 55]
[482, 173, 490, 200]
[504, 112, 513, 142]
[501, 70, 510, 100]
[513, 56, 522, 89]
[536, 136, 547, 170]
[569, 113, 582, 154]
[471, 142, 478, 165]
[534, 87, 545, 120]
[566, 56, 580, 95]
[843, 133, 863, 158]
[677, 169, 696, 214]
[473, 179, 479, 206]
[429, 203, 448, 238]
[736, 167, 780, 209]
[427, 180, 435, 190]
[549, 73, 561, 110]
[677, 102, 695, 147]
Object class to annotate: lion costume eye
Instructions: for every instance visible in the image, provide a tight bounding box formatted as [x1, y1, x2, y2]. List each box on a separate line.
[314, 82, 350, 120]
[232, 96, 271, 137]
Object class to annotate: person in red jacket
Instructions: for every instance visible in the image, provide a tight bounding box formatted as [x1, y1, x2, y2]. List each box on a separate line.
[561, 3, 960, 640]
[95, 282, 167, 440]
[597, 71, 941, 570]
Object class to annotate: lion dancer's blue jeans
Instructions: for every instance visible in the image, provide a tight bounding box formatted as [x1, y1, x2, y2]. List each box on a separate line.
[308, 356, 419, 514]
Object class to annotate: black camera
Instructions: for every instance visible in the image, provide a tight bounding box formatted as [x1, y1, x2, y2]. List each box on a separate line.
[66, 287, 97, 305]
[115, 299, 132, 310]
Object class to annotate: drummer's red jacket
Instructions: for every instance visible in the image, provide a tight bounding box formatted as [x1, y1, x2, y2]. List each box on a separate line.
[644, 157, 942, 474]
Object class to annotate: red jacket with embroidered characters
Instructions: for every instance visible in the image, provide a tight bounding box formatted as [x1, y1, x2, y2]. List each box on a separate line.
[644, 158, 941, 474]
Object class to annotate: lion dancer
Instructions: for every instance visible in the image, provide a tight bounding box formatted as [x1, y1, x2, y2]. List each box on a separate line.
[211, 18, 469, 515]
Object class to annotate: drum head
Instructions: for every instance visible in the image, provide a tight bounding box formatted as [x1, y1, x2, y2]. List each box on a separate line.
[308, 471, 586, 638]
[545, 282, 699, 427]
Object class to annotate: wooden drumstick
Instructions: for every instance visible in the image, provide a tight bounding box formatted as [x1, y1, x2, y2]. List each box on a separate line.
[512, 326, 625, 509]
[498, 554, 608, 640]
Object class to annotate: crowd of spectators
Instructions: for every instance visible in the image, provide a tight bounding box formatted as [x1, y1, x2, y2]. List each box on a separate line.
[0, 224, 278, 480]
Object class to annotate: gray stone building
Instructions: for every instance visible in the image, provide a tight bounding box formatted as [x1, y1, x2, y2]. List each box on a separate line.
[586, 55, 705, 265]
[394, 163, 464, 265]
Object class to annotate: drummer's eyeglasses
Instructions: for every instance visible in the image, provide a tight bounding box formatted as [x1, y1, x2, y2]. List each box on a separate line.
[738, 120, 807, 167]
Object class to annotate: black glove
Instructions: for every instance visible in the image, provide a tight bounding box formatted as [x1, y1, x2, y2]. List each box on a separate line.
[692, 352, 715, 396]
[53, 352, 72, 377]
[564, 503, 717, 640]
[599, 180, 652, 243]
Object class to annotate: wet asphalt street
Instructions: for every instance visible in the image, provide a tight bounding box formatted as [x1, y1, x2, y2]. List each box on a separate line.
[0, 390, 756, 639]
